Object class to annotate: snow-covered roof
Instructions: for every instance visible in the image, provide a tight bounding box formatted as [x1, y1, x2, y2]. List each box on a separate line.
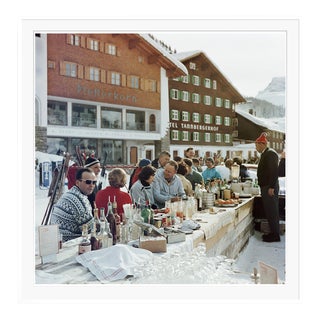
[236, 109, 285, 133]
[139, 34, 188, 75]
[172, 50, 245, 102]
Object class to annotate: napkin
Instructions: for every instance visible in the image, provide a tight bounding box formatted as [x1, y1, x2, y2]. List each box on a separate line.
[76, 244, 153, 282]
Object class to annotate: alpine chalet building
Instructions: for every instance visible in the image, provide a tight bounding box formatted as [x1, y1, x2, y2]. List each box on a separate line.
[168, 51, 246, 160]
[35, 33, 187, 165]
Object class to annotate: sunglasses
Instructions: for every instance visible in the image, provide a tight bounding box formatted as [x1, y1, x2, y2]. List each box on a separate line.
[80, 179, 97, 185]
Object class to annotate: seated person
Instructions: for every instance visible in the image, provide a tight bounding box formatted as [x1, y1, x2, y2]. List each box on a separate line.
[50, 167, 96, 242]
[95, 168, 132, 222]
[152, 160, 186, 208]
[130, 165, 157, 208]
[177, 162, 193, 196]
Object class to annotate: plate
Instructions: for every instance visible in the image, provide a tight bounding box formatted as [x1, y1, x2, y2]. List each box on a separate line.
[214, 203, 238, 207]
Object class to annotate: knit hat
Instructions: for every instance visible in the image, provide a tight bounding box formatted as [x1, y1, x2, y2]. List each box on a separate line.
[138, 159, 151, 167]
[84, 157, 100, 167]
[255, 132, 268, 144]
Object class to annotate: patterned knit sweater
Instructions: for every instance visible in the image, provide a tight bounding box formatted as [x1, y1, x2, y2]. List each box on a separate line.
[50, 186, 94, 242]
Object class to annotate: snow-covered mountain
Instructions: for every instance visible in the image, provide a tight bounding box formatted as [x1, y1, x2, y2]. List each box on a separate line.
[255, 76, 285, 107]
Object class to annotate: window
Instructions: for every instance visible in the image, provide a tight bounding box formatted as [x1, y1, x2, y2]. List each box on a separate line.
[215, 97, 222, 107]
[71, 34, 80, 46]
[146, 79, 157, 92]
[47, 137, 68, 155]
[171, 110, 179, 120]
[189, 62, 196, 70]
[212, 80, 217, 90]
[192, 75, 200, 86]
[65, 62, 77, 78]
[192, 132, 200, 142]
[72, 103, 97, 127]
[224, 134, 231, 143]
[204, 132, 211, 142]
[215, 115, 222, 125]
[182, 131, 189, 141]
[89, 39, 99, 51]
[48, 60, 55, 69]
[107, 44, 116, 55]
[181, 75, 189, 83]
[182, 111, 189, 121]
[192, 113, 200, 123]
[71, 138, 97, 159]
[225, 99, 230, 108]
[101, 107, 122, 129]
[171, 130, 179, 141]
[192, 93, 200, 103]
[170, 89, 179, 100]
[204, 114, 212, 124]
[149, 114, 156, 132]
[111, 72, 121, 86]
[101, 140, 123, 164]
[126, 110, 145, 131]
[215, 133, 222, 143]
[89, 67, 100, 82]
[129, 76, 139, 89]
[181, 91, 189, 102]
[204, 78, 211, 88]
[204, 95, 212, 106]
[224, 117, 231, 126]
[47, 100, 67, 126]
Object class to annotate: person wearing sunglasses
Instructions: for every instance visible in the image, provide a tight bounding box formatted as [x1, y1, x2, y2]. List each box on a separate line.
[50, 167, 97, 242]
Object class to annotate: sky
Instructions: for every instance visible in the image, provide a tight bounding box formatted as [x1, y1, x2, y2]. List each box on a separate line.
[152, 31, 286, 97]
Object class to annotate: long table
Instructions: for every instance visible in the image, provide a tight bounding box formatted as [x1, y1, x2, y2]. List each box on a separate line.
[35, 197, 254, 284]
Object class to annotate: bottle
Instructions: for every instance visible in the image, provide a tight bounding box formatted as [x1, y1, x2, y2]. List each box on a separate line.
[141, 200, 152, 224]
[131, 203, 143, 240]
[90, 223, 101, 250]
[104, 221, 114, 248]
[194, 183, 203, 211]
[113, 196, 121, 242]
[78, 224, 91, 254]
[106, 196, 116, 245]
[97, 207, 113, 248]
[93, 208, 101, 233]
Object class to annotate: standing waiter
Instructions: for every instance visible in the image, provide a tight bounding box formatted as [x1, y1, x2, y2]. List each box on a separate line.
[255, 132, 280, 242]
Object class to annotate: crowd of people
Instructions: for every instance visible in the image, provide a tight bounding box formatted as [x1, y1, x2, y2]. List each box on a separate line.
[50, 138, 284, 244]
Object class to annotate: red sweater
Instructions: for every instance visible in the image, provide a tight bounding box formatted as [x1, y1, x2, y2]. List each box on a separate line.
[95, 186, 132, 221]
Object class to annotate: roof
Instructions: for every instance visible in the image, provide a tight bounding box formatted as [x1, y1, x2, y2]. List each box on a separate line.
[236, 109, 285, 133]
[172, 50, 246, 103]
[126, 34, 188, 78]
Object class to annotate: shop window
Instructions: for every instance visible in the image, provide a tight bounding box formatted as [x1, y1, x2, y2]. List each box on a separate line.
[102, 140, 123, 164]
[101, 107, 122, 129]
[47, 137, 68, 155]
[126, 110, 145, 131]
[71, 138, 97, 159]
[47, 100, 67, 126]
[72, 103, 97, 127]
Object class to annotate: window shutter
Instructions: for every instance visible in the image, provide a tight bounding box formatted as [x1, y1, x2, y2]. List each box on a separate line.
[100, 69, 106, 83]
[99, 41, 104, 53]
[157, 81, 160, 93]
[116, 49, 121, 57]
[80, 36, 86, 48]
[59, 61, 65, 76]
[107, 71, 111, 84]
[140, 78, 145, 90]
[77, 64, 84, 79]
[66, 34, 72, 44]
[86, 38, 90, 49]
[121, 74, 126, 87]
[84, 66, 90, 80]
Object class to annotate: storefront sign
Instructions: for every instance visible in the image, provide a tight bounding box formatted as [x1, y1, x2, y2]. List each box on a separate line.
[169, 122, 219, 132]
[77, 84, 137, 104]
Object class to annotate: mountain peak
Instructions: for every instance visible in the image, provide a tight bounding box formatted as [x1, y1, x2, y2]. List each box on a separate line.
[256, 76, 285, 107]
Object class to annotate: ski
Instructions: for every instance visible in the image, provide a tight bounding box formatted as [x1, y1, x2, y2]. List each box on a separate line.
[41, 153, 71, 225]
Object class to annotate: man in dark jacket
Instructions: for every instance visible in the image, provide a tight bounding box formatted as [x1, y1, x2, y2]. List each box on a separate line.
[255, 132, 280, 242]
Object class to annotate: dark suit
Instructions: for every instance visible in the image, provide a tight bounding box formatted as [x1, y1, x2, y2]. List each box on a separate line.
[257, 147, 280, 235]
